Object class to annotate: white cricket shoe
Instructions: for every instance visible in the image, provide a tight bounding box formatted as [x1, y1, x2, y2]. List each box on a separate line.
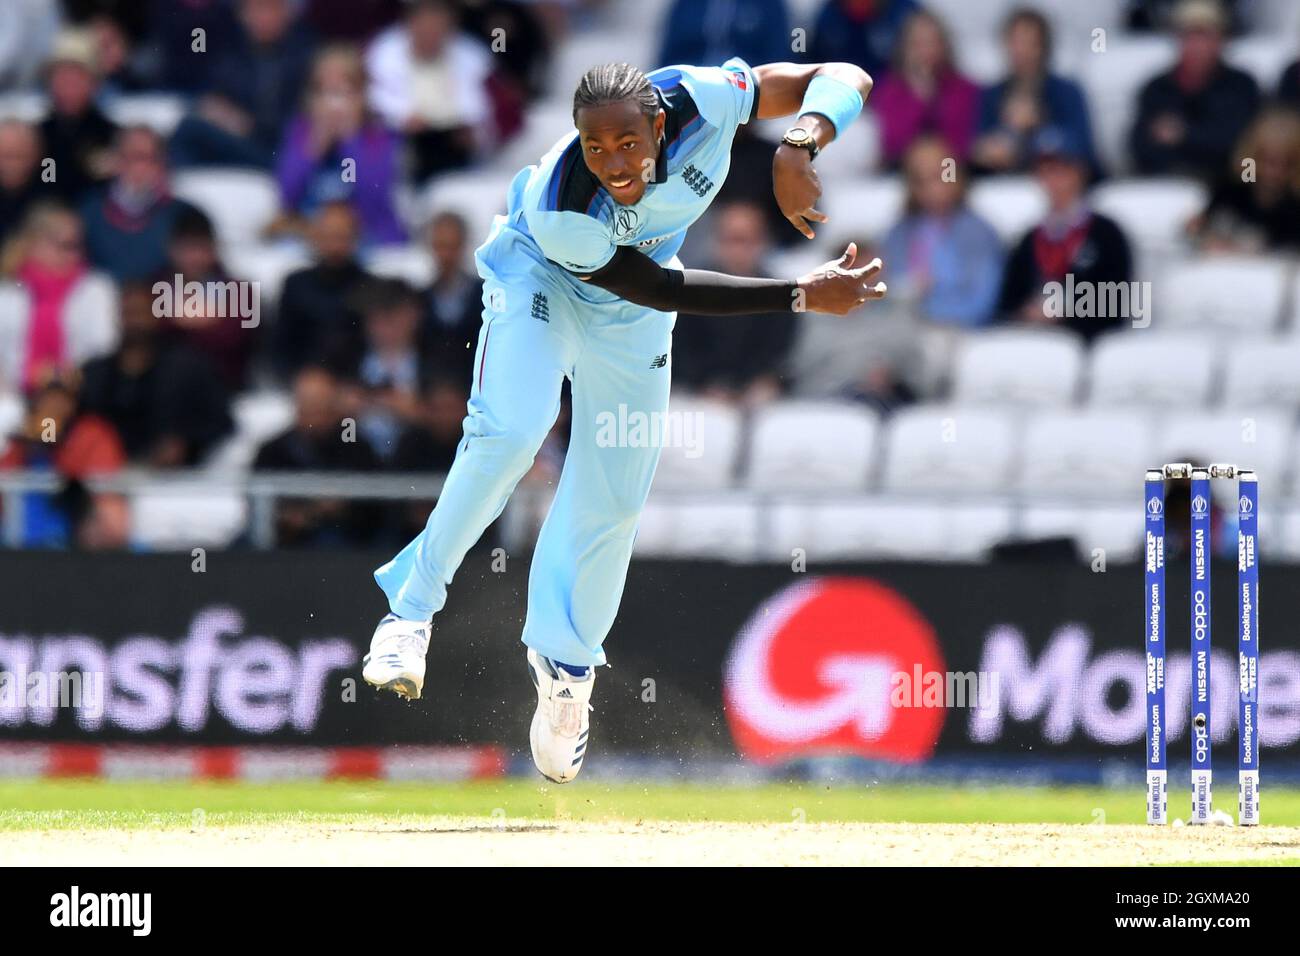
[362, 613, 431, 700]
[526, 648, 595, 783]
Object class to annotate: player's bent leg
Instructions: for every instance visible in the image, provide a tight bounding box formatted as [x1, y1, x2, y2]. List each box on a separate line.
[365, 276, 576, 698]
[519, 304, 672, 778]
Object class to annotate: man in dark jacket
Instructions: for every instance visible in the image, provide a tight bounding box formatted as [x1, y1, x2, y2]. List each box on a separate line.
[1130, 0, 1259, 178]
[999, 127, 1134, 342]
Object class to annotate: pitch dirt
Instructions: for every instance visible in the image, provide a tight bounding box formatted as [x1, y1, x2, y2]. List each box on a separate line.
[6, 820, 1300, 866]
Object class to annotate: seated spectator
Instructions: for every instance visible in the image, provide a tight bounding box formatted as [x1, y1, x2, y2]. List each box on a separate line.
[272, 201, 375, 379]
[169, 0, 317, 170]
[872, 9, 980, 167]
[0, 377, 129, 550]
[786, 236, 922, 412]
[1130, 0, 1259, 179]
[39, 29, 117, 204]
[152, 207, 257, 390]
[389, 368, 469, 539]
[0, 204, 119, 395]
[335, 278, 428, 461]
[304, 0, 404, 42]
[0, 121, 44, 246]
[253, 365, 381, 547]
[275, 44, 407, 246]
[80, 282, 234, 467]
[657, 0, 790, 70]
[808, 0, 920, 81]
[142, 0, 239, 93]
[881, 136, 1003, 328]
[461, 0, 550, 102]
[366, 0, 492, 182]
[1191, 107, 1300, 253]
[0, 0, 61, 89]
[90, 13, 152, 95]
[674, 201, 796, 408]
[998, 128, 1134, 342]
[424, 211, 483, 387]
[81, 126, 203, 282]
[972, 8, 1101, 177]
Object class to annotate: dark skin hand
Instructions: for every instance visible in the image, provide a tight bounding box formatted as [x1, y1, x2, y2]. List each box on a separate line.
[753, 62, 874, 238]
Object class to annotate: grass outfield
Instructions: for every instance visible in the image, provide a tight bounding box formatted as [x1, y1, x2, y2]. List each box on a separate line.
[3, 779, 1300, 830]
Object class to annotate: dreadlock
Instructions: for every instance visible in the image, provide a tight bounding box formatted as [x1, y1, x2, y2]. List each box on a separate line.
[572, 63, 659, 123]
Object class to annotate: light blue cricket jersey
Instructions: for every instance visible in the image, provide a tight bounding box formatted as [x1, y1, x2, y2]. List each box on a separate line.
[475, 57, 760, 306]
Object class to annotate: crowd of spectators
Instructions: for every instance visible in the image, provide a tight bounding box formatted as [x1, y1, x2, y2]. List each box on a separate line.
[1, 0, 1299, 548]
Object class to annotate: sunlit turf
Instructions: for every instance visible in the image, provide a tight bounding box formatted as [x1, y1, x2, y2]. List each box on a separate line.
[3, 779, 1300, 830]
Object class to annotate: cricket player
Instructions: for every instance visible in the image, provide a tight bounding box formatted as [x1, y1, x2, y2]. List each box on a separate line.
[363, 56, 883, 782]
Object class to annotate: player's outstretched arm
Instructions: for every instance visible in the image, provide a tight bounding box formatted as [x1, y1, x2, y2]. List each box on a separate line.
[751, 61, 872, 239]
[580, 243, 884, 317]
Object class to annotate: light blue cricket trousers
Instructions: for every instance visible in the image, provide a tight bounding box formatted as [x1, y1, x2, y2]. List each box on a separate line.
[374, 266, 674, 667]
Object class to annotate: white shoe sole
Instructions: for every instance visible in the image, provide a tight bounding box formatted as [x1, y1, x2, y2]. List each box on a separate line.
[362, 654, 422, 700]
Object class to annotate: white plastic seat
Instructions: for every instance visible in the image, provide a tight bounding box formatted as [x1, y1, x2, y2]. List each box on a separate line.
[222, 243, 312, 308]
[414, 170, 515, 252]
[1158, 257, 1288, 334]
[951, 327, 1084, 406]
[880, 405, 1017, 493]
[1158, 409, 1291, 485]
[1018, 503, 1143, 561]
[819, 176, 903, 242]
[1019, 408, 1153, 497]
[653, 397, 743, 491]
[1079, 35, 1177, 174]
[105, 94, 186, 135]
[173, 168, 281, 246]
[1223, 338, 1300, 408]
[633, 494, 758, 559]
[365, 244, 434, 287]
[130, 490, 247, 548]
[767, 497, 1014, 561]
[203, 391, 295, 472]
[0, 390, 22, 457]
[745, 401, 878, 492]
[1090, 178, 1206, 258]
[1087, 331, 1217, 407]
[967, 176, 1047, 243]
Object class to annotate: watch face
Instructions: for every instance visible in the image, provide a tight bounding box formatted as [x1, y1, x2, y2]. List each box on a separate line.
[786, 128, 811, 146]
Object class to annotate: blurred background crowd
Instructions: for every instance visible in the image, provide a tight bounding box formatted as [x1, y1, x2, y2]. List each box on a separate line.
[1, 0, 1299, 561]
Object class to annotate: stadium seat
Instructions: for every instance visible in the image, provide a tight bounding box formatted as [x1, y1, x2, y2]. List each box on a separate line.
[203, 391, 295, 472]
[652, 397, 743, 491]
[1090, 178, 1205, 258]
[0, 390, 22, 457]
[634, 493, 759, 559]
[1226, 37, 1294, 90]
[1018, 503, 1143, 561]
[1157, 409, 1292, 487]
[105, 94, 186, 135]
[967, 176, 1046, 243]
[365, 244, 434, 286]
[1078, 35, 1177, 174]
[413, 169, 514, 251]
[1158, 256, 1288, 334]
[1222, 338, 1300, 408]
[130, 488, 248, 549]
[1018, 408, 1153, 497]
[950, 327, 1084, 406]
[0, 91, 46, 122]
[746, 401, 878, 492]
[550, 29, 655, 91]
[490, 98, 575, 174]
[819, 176, 903, 242]
[172, 169, 281, 246]
[879, 404, 1018, 493]
[1087, 331, 1217, 407]
[222, 243, 312, 310]
[767, 497, 1015, 561]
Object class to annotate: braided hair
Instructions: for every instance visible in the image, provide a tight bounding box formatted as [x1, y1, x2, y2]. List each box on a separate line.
[572, 63, 660, 123]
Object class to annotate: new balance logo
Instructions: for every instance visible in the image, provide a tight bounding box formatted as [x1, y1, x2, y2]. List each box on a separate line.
[530, 292, 550, 322]
[650, 354, 668, 369]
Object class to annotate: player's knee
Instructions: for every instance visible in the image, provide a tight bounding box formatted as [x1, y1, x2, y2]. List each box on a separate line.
[465, 416, 552, 476]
